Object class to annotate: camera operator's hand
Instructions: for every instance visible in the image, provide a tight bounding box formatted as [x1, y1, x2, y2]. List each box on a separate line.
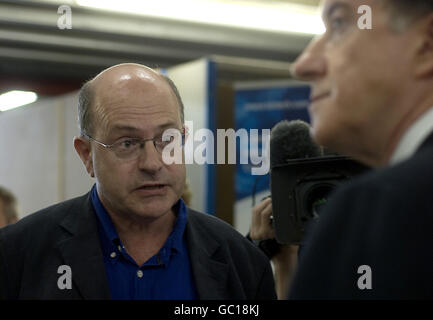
[250, 197, 274, 241]
[249, 197, 299, 300]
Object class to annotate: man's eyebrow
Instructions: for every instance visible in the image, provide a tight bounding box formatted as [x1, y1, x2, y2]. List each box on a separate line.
[157, 122, 181, 131]
[111, 125, 140, 133]
[322, 1, 352, 21]
[110, 122, 180, 135]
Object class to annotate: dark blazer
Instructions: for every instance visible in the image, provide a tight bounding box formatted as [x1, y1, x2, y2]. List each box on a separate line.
[0, 193, 276, 300]
[289, 133, 433, 299]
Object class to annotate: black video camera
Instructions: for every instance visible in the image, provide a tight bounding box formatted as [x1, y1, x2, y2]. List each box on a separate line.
[271, 155, 369, 245]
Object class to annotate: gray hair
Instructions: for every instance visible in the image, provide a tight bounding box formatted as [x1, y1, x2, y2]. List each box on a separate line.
[77, 73, 185, 136]
[382, 0, 433, 31]
[77, 80, 94, 136]
[0, 186, 18, 223]
[161, 74, 185, 126]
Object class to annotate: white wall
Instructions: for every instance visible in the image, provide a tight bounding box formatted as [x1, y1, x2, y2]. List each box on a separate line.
[0, 92, 94, 218]
[167, 58, 211, 213]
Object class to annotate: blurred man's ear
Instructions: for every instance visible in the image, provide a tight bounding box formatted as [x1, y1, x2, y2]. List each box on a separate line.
[414, 13, 433, 78]
[73, 136, 95, 177]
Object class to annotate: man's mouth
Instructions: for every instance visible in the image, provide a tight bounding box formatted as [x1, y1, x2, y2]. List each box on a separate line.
[134, 183, 168, 197]
[310, 92, 331, 103]
[136, 184, 167, 190]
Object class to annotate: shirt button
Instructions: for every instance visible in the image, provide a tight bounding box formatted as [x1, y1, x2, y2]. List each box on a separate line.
[110, 252, 117, 258]
[137, 270, 143, 278]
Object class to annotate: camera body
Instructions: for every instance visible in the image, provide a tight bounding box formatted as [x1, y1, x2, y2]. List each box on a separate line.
[271, 155, 369, 245]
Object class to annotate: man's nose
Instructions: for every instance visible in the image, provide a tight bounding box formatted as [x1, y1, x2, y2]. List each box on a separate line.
[290, 35, 327, 82]
[137, 141, 163, 173]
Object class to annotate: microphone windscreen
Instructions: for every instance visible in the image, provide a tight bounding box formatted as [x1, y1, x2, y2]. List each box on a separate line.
[270, 120, 322, 168]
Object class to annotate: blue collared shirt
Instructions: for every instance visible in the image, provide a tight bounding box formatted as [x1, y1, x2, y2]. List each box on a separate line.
[91, 185, 198, 300]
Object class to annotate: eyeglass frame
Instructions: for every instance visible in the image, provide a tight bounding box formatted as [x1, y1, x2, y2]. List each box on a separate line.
[81, 127, 186, 159]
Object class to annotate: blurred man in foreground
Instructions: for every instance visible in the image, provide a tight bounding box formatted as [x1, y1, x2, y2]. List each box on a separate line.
[289, 0, 433, 298]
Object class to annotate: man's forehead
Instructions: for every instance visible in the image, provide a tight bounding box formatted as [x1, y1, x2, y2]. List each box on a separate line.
[93, 68, 171, 105]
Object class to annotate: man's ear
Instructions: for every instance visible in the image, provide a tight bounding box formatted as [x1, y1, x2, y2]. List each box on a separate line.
[414, 13, 433, 78]
[73, 136, 95, 177]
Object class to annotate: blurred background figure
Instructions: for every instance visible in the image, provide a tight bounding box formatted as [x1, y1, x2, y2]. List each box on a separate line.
[0, 186, 19, 228]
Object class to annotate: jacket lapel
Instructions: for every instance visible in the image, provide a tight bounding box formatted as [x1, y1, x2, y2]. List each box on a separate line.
[185, 209, 230, 299]
[56, 193, 111, 300]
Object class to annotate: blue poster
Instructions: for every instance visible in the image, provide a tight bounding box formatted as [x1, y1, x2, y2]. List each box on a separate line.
[235, 83, 311, 202]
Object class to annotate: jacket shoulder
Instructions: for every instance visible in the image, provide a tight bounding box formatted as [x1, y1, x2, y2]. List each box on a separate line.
[186, 208, 276, 299]
[332, 148, 433, 212]
[186, 208, 273, 269]
[0, 193, 91, 299]
[187, 209, 256, 248]
[0, 193, 89, 241]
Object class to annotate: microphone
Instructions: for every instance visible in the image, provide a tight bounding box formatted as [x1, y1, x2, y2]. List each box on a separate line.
[270, 120, 323, 168]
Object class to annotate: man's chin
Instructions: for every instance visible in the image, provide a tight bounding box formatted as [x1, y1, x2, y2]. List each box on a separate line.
[129, 199, 175, 217]
[310, 122, 326, 145]
[311, 124, 341, 153]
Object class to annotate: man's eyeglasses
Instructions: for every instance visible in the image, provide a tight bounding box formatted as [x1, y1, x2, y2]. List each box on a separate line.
[83, 128, 186, 160]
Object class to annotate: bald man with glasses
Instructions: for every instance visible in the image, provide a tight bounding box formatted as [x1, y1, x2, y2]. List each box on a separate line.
[0, 63, 276, 300]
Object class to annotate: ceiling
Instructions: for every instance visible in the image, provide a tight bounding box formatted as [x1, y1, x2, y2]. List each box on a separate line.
[0, 0, 320, 96]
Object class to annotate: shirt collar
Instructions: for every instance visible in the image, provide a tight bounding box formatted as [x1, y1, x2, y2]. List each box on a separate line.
[165, 198, 187, 254]
[91, 185, 118, 244]
[390, 106, 433, 166]
[90, 184, 188, 256]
